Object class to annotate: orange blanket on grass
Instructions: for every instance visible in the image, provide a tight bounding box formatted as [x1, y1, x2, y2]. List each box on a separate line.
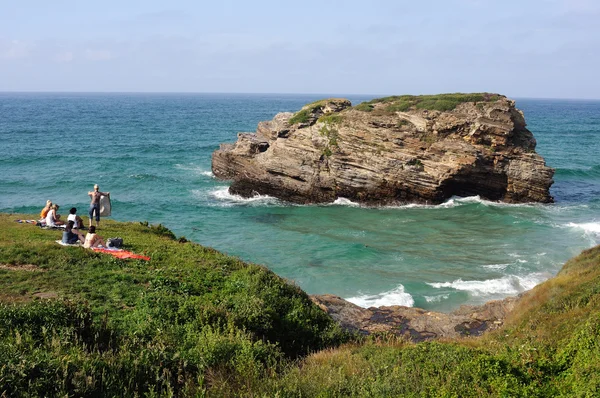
[91, 247, 150, 261]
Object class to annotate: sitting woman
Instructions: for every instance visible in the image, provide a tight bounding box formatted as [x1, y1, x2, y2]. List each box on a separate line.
[62, 221, 85, 244]
[45, 204, 64, 227]
[83, 226, 105, 248]
[40, 200, 52, 220]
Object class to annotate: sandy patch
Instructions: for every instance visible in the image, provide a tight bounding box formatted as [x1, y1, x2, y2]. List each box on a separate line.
[0, 263, 45, 272]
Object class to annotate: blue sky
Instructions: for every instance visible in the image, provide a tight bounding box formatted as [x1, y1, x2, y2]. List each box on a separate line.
[1, 0, 598, 98]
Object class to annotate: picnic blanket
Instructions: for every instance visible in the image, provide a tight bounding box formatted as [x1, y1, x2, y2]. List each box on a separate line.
[54, 241, 150, 261]
[15, 219, 38, 224]
[55, 240, 82, 247]
[92, 247, 150, 261]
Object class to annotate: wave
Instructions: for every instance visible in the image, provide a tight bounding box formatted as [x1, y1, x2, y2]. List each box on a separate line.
[206, 187, 281, 207]
[384, 195, 544, 210]
[555, 165, 600, 179]
[567, 222, 600, 245]
[331, 197, 360, 207]
[427, 273, 549, 297]
[128, 173, 160, 181]
[567, 222, 600, 234]
[481, 263, 512, 270]
[346, 284, 415, 308]
[424, 294, 450, 303]
[174, 164, 214, 178]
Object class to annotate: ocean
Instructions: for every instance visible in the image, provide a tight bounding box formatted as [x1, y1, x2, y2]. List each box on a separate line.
[1, 93, 599, 312]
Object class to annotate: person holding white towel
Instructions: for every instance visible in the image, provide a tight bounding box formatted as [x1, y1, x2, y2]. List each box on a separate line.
[88, 184, 109, 228]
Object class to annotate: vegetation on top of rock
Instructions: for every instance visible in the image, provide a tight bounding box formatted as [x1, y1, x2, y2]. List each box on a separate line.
[318, 115, 342, 157]
[353, 102, 375, 112]
[316, 114, 343, 125]
[355, 92, 503, 113]
[288, 99, 348, 125]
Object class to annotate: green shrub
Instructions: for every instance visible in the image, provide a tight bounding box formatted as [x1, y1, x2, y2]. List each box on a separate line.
[370, 92, 502, 113]
[354, 103, 374, 112]
[288, 109, 311, 125]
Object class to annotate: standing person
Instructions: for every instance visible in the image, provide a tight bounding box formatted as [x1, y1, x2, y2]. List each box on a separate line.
[88, 184, 109, 228]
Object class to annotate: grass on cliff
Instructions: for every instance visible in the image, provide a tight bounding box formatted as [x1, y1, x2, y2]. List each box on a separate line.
[288, 99, 346, 125]
[2, 213, 600, 397]
[0, 214, 348, 396]
[355, 92, 502, 113]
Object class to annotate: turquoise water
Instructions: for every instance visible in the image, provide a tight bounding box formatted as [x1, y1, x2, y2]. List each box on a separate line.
[1, 93, 599, 312]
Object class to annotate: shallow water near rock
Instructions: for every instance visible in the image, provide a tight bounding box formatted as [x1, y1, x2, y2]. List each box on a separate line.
[1, 93, 599, 312]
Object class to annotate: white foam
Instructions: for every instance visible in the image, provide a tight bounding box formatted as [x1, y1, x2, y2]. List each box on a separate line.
[207, 187, 280, 206]
[346, 284, 414, 308]
[427, 273, 548, 297]
[384, 195, 536, 210]
[174, 164, 214, 178]
[481, 263, 511, 270]
[332, 197, 360, 207]
[567, 222, 600, 234]
[424, 294, 450, 303]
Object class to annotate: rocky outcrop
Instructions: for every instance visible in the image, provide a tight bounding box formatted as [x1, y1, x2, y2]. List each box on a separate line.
[310, 294, 519, 341]
[212, 94, 554, 204]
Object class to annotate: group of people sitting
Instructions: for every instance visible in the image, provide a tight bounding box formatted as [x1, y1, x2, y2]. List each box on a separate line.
[40, 200, 84, 228]
[40, 200, 105, 248]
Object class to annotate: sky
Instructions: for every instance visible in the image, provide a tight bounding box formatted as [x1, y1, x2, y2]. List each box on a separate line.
[1, 0, 599, 98]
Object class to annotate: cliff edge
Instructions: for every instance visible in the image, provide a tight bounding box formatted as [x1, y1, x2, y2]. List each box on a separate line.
[212, 93, 554, 204]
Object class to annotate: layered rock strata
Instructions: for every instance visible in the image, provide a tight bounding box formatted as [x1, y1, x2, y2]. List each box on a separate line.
[310, 294, 519, 341]
[212, 94, 554, 204]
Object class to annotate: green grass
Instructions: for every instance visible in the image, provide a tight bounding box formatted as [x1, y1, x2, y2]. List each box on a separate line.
[2, 213, 600, 396]
[353, 102, 374, 112]
[288, 99, 346, 125]
[0, 214, 348, 396]
[355, 92, 502, 113]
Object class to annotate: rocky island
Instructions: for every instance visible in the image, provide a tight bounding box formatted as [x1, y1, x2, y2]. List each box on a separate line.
[212, 93, 554, 204]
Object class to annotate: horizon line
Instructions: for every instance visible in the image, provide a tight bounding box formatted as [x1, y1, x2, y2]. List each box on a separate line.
[0, 90, 598, 101]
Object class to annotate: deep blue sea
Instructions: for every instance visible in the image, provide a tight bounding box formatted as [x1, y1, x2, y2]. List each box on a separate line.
[1, 93, 599, 312]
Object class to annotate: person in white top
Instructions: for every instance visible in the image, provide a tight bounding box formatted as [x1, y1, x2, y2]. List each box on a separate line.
[45, 204, 64, 227]
[67, 207, 84, 230]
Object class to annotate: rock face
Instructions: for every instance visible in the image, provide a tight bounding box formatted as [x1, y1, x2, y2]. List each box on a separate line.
[310, 294, 519, 341]
[212, 94, 554, 204]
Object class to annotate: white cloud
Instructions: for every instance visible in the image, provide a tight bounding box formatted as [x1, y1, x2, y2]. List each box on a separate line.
[54, 51, 74, 63]
[84, 49, 113, 61]
[0, 39, 33, 60]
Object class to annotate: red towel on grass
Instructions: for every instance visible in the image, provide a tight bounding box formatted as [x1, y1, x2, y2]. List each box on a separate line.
[92, 247, 150, 261]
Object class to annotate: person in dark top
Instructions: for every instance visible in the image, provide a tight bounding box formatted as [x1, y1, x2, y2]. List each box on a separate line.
[62, 221, 85, 244]
[88, 184, 109, 228]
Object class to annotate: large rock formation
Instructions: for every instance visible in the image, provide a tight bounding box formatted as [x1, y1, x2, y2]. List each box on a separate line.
[212, 94, 554, 204]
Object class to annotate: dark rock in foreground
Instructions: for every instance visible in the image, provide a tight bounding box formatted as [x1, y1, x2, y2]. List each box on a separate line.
[212, 94, 554, 204]
[310, 294, 519, 341]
